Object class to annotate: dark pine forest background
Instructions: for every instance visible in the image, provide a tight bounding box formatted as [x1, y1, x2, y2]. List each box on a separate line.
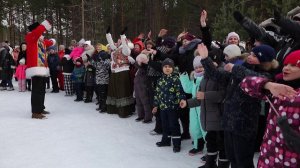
[0, 0, 298, 46]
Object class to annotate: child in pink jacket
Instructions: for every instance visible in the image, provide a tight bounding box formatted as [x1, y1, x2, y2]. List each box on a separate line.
[15, 58, 27, 92]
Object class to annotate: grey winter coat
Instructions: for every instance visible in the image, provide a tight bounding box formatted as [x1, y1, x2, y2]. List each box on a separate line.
[187, 74, 225, 131]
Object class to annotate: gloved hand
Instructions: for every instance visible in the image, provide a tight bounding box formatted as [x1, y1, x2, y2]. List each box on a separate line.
[233, 11, 244, 23]
[121, 27, 128, 35]
[106, 26, 110, 34]
[127, 56, 135, 64]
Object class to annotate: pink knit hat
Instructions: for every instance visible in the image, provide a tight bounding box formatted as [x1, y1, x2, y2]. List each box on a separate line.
[226, 32, 240, 44]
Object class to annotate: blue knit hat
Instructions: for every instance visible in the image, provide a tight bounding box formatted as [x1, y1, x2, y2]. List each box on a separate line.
[162, 58, 174, 68]
[252, 44, 275, 63]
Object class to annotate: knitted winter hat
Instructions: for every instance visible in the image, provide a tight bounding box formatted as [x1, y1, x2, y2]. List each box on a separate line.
[223, 44, 241, 59]
[284, 50, 300, 68]
[226, 32, 240, 44]
[162, 37, 176, 48]
[193, 56, 202, 69]
[28, 22, 39, 32]
[162, 58, 174, 68]
[134, 40, 145, 50]
[252, 44, 276, 63]
[182, 33, 196, 41]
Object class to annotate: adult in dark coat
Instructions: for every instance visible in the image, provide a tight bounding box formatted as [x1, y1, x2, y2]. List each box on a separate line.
[47, 46, 60, 93]
[233, 11, 300, 72]
[197, 43, 278, 168]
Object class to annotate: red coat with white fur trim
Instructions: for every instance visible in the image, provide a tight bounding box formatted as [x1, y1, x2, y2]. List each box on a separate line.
[25, 20, 55, 78]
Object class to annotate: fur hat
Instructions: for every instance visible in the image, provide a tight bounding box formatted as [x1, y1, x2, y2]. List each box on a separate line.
[84, 40, 91, 46]
[162, 58, 174, 68]
[182, 33, 196, 41]
[284, 50, 300, 68]
[226, 32, 240, 44]
[28, 22, 39, 32]
[193, 56, 202, 69]
[223, 44, 241, 59]
[252, 44, 276, 63]
[162, 37, 176, 48]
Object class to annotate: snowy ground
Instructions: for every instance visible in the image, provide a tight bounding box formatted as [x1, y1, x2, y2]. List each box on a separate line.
[0, 81, 203, 168]
[0, 81, 258, 168]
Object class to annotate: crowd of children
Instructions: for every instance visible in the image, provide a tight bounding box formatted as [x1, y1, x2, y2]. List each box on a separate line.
[0, 7, 300, 168]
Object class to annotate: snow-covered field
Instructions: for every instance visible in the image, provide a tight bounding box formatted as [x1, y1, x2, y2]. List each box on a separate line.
[0, 81, 203, 168]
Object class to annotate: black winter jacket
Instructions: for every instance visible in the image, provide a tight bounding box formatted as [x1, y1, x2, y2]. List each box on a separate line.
[201, 57, 266, 138]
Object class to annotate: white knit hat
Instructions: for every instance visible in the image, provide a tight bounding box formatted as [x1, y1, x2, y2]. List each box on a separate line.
[226, 32, 240, 44]
[223, 44, 241, 59]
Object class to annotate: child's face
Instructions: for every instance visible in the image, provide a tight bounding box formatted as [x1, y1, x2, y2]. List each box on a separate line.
[134, 44, 141, 52]
[96, 45, 102, 51]
[163, 65, 173, 75]
[21, 44, 27, 51]
[247, 52, 260, 65]
[182, 39, 191, 47]
[283, 64, 300, 81]
[76, 62, 82, 66]
[146, 44, 153, 50]
[228, 36, 239, 45]
[194, 66, 204, 73]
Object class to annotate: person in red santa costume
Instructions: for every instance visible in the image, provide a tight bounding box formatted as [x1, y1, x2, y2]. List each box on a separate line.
[25, 20, 56, 119]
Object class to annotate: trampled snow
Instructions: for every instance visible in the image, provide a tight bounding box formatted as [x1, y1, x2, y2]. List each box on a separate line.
[0, 81, 202, 168]
[0, 81, 259, 168]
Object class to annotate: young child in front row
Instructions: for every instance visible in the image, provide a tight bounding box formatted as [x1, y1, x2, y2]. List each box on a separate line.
[152, 58, 186, 153]
[15, 58, 27, 92]
[179, 56, 206, 156]
[72, 58, 85, 101]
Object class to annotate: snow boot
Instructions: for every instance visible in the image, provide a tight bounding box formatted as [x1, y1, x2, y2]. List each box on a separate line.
[198, 153, 217, 168]
[217, 159, 230, 168]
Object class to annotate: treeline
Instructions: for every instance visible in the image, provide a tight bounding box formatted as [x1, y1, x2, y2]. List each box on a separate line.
[0, 0, 298, 46]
